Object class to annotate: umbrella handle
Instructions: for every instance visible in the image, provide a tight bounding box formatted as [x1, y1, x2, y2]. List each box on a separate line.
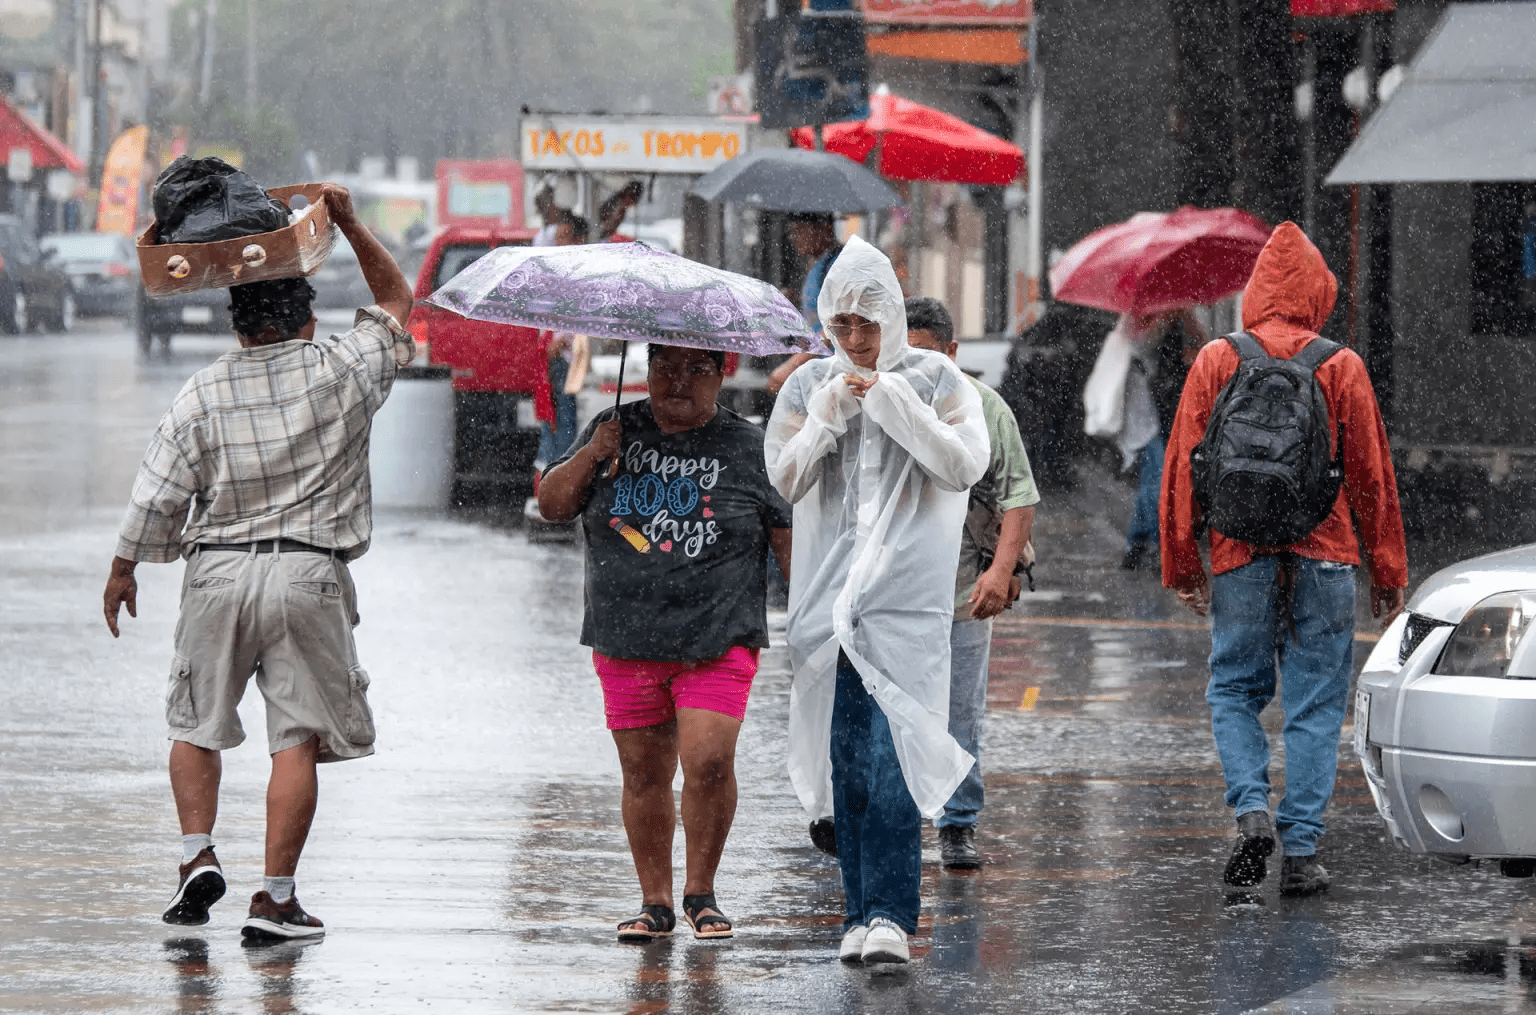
[600, 342, 629, 479]
[614, 342, 628, 417]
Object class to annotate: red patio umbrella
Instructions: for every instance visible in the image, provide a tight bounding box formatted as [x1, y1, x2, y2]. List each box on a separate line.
[1049, 207, 1272, 316]
[791, 91, 1023, 186]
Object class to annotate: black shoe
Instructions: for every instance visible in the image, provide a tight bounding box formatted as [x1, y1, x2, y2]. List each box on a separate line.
[1222, 811, 1276, 888]
[162, 847, 226, 926]
[809, 817, 838, 858]
[241, 891, 325, 940]
[1278, 854, 1331, 897]
[1120, 542, 1151, 570]
[939, 825, 982, 870]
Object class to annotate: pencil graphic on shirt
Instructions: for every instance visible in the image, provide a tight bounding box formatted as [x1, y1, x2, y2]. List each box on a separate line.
[610, 517, 652, 553]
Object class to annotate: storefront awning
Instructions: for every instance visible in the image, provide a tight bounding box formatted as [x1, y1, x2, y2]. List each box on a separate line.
[1326, 2, 1536, 184]
[0, 93, 85, 176]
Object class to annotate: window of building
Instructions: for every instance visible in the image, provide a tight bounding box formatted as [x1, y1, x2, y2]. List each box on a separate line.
[1470, 182, 1536, 337]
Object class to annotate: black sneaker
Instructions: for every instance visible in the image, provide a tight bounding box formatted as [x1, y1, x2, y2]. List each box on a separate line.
[1118, 543, 1155, 565]
[1278, 854, 1331, 897]
[241, 891, 325, 941]
[162, 847, 226, 926]
[809, 817, 838, 858]
[1222, 811, 1276, 888]
[940, 825, 982, 870]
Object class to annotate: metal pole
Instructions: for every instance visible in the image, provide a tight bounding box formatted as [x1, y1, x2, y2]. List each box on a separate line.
[245, 0, 257, 118]
[1025, 72, 1044, 319]
[73, 0, 90, 166]
[199, 0, 218, 109]
[1350, 16, 1378, 353]
[89, 0, 103, 184]
[1302, 34, 1316, 238]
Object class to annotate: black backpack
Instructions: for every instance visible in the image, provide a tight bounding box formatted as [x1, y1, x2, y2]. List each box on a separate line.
[1190, 332, 1344, 545]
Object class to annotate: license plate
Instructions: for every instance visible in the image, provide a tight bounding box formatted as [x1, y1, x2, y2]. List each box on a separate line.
[181, 305, 213, 324]
[1353, 689, 1370, 757]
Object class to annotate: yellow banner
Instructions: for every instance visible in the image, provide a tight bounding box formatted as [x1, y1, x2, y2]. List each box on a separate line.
[96, 125, 149, 236]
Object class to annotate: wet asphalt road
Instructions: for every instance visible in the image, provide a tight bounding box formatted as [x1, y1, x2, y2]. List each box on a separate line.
[5, 320, 1536, 1014]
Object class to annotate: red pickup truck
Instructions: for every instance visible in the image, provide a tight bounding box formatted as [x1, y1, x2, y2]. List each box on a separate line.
[407, 223, 551, 503]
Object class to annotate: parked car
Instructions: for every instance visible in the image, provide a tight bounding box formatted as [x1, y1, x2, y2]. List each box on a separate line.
[136, 284, 233, 357]
[40, 231, 137, 317]
[406, 223, 544, 503]
[0, 215, 76, 333]
[1356, 544, 1536, 878]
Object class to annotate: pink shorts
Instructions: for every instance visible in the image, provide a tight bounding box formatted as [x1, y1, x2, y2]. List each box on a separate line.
[592, 646, 761, 730]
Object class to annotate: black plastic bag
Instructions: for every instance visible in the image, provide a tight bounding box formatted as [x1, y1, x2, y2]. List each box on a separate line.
[152, 157, 290, 245]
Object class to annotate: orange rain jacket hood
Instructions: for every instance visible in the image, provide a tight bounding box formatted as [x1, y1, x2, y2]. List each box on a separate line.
[1159, 222, 1407, 589]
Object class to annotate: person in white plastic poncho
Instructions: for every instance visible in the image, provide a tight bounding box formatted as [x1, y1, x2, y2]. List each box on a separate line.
[765, 236, 989, 966]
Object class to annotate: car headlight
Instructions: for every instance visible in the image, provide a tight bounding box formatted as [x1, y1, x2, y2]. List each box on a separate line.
[1434, 591, 1536, 678]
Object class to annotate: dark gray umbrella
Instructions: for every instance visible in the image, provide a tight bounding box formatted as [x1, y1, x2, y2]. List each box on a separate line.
[688, 148, 901, 213]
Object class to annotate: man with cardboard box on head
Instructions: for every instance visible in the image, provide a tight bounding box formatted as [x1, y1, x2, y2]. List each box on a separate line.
[102, 184, 414, 942]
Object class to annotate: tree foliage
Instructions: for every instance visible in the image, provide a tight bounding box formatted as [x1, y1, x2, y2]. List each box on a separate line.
[159, 0, 733, 178]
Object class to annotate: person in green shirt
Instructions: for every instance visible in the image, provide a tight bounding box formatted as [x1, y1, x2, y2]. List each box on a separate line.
[905, 297, 1040, 870]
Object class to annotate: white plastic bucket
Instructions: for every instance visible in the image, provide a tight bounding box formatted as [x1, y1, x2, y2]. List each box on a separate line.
[370, 365, 454, 509]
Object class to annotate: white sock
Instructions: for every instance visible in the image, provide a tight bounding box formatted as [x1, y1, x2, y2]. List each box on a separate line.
[181, 834, 213, 864]
[263, 876, 295, 904]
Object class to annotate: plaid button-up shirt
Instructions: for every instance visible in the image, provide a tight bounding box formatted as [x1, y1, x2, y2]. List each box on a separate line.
[116, 306, 416, 563]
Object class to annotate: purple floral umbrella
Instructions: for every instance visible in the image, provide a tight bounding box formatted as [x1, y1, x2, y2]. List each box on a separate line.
[427, 241, 825, 413]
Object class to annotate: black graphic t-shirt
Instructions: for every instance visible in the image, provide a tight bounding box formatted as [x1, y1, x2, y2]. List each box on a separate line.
[550, 400, 793, 662]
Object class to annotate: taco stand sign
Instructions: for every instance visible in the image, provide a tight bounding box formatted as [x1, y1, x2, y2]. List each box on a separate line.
[520, 115, 748, 175]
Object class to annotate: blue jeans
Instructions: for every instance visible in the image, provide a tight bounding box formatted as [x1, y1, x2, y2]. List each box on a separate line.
[939, 618, 992, 828]
[1208, 556, 1356, 857]
[537, 358, 578, 463]
[1126, 432, 1165, 549]
[831, 652, 922, 934]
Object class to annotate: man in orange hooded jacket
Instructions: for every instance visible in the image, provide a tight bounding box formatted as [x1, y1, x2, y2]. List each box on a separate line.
[1160, 222, 1407, 897]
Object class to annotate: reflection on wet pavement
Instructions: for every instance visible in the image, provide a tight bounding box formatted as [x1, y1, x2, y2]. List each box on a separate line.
[4, 329, 1536, 1013]
[1248, 938, 1536, 1013]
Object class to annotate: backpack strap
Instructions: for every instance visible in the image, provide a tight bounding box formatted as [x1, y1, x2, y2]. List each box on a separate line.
[1289, 337, 1344, 374]
[1223, 332, 1266, 361]
[1290, 337, 1346, 459]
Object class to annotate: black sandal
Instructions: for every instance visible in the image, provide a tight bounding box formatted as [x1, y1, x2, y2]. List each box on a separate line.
[617, 904, 675, 943]
[681, 893, 733, 939]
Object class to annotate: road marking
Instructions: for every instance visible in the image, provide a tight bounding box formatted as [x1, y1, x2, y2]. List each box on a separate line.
[998, 617, 1211, 633]
[997, 616, 1381, 643]
[1019, 686, 1040, 710]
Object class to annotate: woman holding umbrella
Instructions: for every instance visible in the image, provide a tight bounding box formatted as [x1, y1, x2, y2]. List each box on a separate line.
[1054, 207, 1266, 568]
[428, 240, 818, 942]
[537, 343, 794, 943]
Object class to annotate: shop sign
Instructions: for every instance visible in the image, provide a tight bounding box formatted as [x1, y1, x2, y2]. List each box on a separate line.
[755, 13, 870, 129]
[521, 116, 747, 174]
[1291, 0, 1393, 14]
[7, 146, 32, 182]
[863, 0, 1032, 25]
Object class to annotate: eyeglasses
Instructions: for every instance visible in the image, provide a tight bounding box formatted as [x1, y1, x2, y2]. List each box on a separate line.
[648, 359, 721, 378]
[826, 320, 882, 341]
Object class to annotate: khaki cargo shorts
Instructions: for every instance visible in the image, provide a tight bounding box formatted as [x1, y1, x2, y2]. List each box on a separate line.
[166, 545, 375, 762]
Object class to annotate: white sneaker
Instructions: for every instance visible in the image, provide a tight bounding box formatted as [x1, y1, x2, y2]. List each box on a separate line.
[860, 917, 909, 964]
[839, 924, 868, 962]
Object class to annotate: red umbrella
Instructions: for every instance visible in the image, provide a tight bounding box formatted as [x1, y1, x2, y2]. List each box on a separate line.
[1049, 207, 1272, 315]
[791, 91, 1023, 186]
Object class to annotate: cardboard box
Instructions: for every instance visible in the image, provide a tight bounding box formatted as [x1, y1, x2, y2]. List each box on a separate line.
[137, 183, 337, 296]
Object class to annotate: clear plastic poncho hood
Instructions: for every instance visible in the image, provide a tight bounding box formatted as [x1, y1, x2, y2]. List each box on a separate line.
[817, 235, 910, 374]
[765, 236, 990, 819]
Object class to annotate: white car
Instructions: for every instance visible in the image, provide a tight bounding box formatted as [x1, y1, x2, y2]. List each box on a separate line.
[1356, 544, 1536, 877]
